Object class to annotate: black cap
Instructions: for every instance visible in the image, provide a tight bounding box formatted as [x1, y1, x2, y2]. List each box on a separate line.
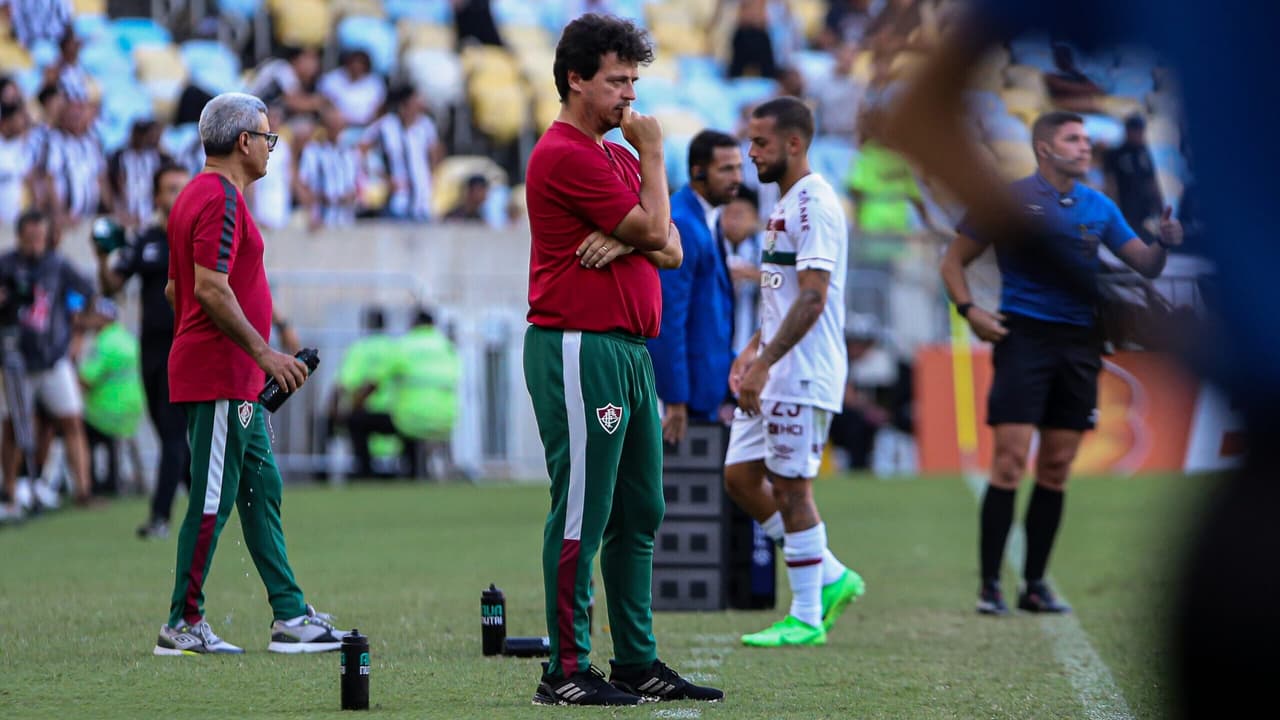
[1125, 113, 1147, 130]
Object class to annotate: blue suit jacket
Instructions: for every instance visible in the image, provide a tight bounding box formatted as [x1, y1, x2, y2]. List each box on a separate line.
[647, 185, 735, 420]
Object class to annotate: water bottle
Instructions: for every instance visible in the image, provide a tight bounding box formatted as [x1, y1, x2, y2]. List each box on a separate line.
[259, 348, 320, 413]
[481, 584, 506, 656]
[340, 629, 370, 711]
[502, 636, 551, 657]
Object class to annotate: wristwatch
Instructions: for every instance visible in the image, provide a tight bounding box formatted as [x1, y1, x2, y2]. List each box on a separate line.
[955, 302, 973, 319]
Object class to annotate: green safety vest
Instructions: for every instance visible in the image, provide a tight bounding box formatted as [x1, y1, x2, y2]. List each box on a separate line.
[338, 334, 396, 413]
[386, 326, 460, 440]
[79, 322, 144, 438]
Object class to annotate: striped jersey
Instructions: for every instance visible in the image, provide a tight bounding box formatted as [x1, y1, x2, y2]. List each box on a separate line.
[361, 113, 438, 220]
[167, 172, 271, 402]
[44, 128, 104, 221]
[297, 139, 358, 226]
[110, 146, 167, 227]
[2, 0, 71, 48]
[757, 172, 849, 412]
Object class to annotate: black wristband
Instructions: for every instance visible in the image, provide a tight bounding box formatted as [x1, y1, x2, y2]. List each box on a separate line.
[955, 302, 973, 319]
[1156, 237, 1174, 250]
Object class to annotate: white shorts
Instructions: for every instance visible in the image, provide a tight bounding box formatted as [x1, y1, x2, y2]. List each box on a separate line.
[724, 400, 832, 479]
[0, 357, 84, 419]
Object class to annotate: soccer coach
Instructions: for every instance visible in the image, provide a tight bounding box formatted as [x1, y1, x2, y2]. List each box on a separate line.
[522, 13, 722, 707]
[941, 111, 1181, 616]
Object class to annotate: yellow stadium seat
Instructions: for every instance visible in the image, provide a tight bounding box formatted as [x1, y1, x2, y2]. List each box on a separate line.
[72, 0, 106, 14]
[535, 93, 561, 133]
[644, 55, 679, 83]
[1097, 95, 1143, 121]
[0, 40, 32, 70]
[792, 0, 826, 43]
[646, 2, 695, 27]
[470, 82, 529, 145]
[651, 22, 708, 56]
[330, 0, 385, 19]
[653, 108, 707, 138]
[274, 0, 330, 47]
[518, 49, 555, 88]
[431, 155, 509, 217]
[502, 24, 551, 55]
[1003, 64, 1043, 92]
[852, 50, 873, 83]
[1000, 87, 1045, 126]
[460, 44, 519, 78]
[989, 140, 1037, 180]
[399, 19, 453, 50]
[135, 45, 188, 83]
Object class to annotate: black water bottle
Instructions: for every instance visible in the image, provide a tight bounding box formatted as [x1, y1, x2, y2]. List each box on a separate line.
[340, 629, 370, 711]
[481, 584, 506, 656]
[502, 636, 551, 657]
[259, 348, 320, 413]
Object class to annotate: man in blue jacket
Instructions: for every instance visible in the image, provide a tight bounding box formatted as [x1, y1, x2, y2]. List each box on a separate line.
[648, 130, 743, 443]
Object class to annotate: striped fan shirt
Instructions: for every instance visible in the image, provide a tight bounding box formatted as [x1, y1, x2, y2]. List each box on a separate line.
[1, 0, 71, 49]
[44, 127, 104, 221]
[361, 112, 438, 220]
[297, 138, 358, 227]
[110, 146, 167, 227]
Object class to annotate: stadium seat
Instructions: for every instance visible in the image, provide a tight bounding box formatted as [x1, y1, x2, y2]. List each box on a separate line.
[502, 24, 551, 55]
[13, 67, 42, 96]
[1109, 67, 1154, 99]
[0, 41, 32, 70]
[664, 134, 692, 188]
[788, 49, 834, 87]
[982, 114, 1031, 143]
[989, 140, 1037, 180]
[134, 45, 188, 84]
[1082, 113, 1123, 147]
[630, 75, 681, 115]
[385, 0, 450, 22]
[331, 0, 386, 19]
[681, 77, 737, 132]
[851, 50, 873, 83]
[999, 87, 1045, 126]
[218, 0, 263, 21]
[399, 19, 453, 50]
[728, 76, 777, 110]
[791, 0, 825, 42]
[653, 107, 708, 138]
[810, 136, 857, 188]
[28, 39, 57, 69]
[403, 47, 464, 107]
[460, 45, 519, 81]
[72, 0, 105, 13]
[492, 0, 541, 28]
[469, 80, 529, 145]
[337, 15, 398, 75]
[182, 41, 243, 95]
[78, 38, 134, 80]
[431, 155, 508, 218]
[676, 54, 724, 83]
[273, 0, 330, 47]
[72, 13, 110, 41]
[1003, 64, 1043, 92]
[651, 22, 708, 56]
[534, 91, 560, 133]
[161, 122, 200, 159]
[110, 17, 172, 52]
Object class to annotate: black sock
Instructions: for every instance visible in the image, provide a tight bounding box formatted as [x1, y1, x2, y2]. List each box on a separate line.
[980, 485, 1017, 583]
[1023, 484, 1065, 583]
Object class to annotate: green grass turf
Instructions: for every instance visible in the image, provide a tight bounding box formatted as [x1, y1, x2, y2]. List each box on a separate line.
[0, 473, 1206, 719]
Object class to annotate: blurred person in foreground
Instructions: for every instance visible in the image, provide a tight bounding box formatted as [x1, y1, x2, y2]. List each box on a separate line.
[870, 4, 1276, 715]
[648, 129, 742, 444]
[95, 163, 192, 539]
[724, 97, 864, 649]
[153, 92, 345, 657]
[522, 13, 720, 706]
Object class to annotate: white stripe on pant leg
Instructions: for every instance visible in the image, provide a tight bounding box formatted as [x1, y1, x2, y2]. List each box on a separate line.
[562, 332, 587, 541]
[202, 400, 229, 514]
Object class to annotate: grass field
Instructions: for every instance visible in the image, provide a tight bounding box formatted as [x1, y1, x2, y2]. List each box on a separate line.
[0, 473, 1206, 719]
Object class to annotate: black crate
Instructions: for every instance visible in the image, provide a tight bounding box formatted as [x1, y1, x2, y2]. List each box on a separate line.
[661, 424, 727, 471]
[662, 470, 723, 518]
[651, 567, 723, 612]
[654, 519, 722, 566]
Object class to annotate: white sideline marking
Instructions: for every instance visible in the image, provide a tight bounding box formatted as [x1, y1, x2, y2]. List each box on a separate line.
[654, 710, 702, 719]
[964, 474, 1135, 720]
[653, 630, 736, 717]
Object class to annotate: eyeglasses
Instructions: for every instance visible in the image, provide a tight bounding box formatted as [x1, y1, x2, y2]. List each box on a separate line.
[244, 130, 279, 151]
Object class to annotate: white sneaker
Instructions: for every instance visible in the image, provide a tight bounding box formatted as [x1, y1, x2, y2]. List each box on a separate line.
[0, 502, 24, 524]
[32, 478, 60, 510]
[153, 620, 245, 655]
[267, 604, 346, 653]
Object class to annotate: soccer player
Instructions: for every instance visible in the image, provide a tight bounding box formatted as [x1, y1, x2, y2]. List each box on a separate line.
[724, 97, 866, 648]
[153, 92, 346, 656]
[941, 111, 1182, 615]
[522, 14, 723, 706]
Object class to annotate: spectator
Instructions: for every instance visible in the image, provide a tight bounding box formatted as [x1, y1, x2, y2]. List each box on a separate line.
[296, 104, 358, 229]
[444, 174, 489, 222]
[0, 209, 96, 518]
[318, 49, 386, 127]
[726, 0, 777, 79]
[1103, 114, 1163, 244]
[0, 75, 20, 105]
[42, 28, 89, 103]
[383, 307, 460, 479]
[722, 184, 762, 352]
[77, 297, 143, 497]
[775, 66, 806, 102]
[109, 119, 171, 229]
[453, 0, 503, 47]
[0, 0, 71, 50]
[844, 138, 930, 265]
[248, 104, 293, 230]
[648, 130, 743, 441]
[44, 99, 110, 227]
[26, 84, 64, 211]
[361, 85, 443, 221]
[819, 0, 874, 49]
[1044, 43, 1104, 114]
[248, 46, 325, 118]
[0, 98, 33, 226]
[812, 43, 865, 139]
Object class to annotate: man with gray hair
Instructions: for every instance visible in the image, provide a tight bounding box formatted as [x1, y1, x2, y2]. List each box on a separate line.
[153, 92, 348, 656]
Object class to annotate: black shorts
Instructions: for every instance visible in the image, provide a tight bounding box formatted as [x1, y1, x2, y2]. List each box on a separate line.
[987, 313, 1102, 431]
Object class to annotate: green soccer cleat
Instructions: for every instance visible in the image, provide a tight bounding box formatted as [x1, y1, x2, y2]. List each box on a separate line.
[821, 569, 867, 632]
[741, 615, 827, 648]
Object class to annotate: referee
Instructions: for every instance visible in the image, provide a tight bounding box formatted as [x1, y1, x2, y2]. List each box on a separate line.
[941, 111, 1182, 615]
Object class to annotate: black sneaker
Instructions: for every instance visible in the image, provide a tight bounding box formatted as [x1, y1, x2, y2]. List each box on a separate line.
[1018, 580, 1072, 613]
[532, 662, 647, 706]
[976, 578, 1010, 616]
[609, 659, 725, 702]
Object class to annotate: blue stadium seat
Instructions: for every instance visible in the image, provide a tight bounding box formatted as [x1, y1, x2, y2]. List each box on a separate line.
[492, 0, 541, 27]
[79, 39, 136, 82]
[631, 75, 681, 115]
[677, 54, 723, 82]
[28, 39, 58, 69]
[681, 77, 736, 132]
[161, 123, 200, 159]
[1082, 114, 1123, 147]
[337, 16, 399, 76]
[664, 134, 692, 189]
[72, 13, 110, 42]
[385, 0, 450, 23]
[14, 68, 42, 96]
[110, 17, 172, 52]
[218, 0, 262, 21]
[603, 127, 637, 158]
[183, 40, 243, 94]
[982, 114, 1031, 143]
[728, 76, 777, 111]
[809, 136, 857, 188]
[790, 49, 835, 89]
[1109, 67, 1154, 99]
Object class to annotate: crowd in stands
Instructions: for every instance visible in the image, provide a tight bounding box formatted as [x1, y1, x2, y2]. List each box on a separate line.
[0, 0, 1201, 521]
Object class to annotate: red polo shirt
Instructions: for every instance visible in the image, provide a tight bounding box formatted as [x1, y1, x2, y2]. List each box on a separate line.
[167, 172, 272, 402]
[525, 121, 662, 338]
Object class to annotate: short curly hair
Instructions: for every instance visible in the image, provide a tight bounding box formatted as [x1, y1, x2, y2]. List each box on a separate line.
[553, 13, 654, 103]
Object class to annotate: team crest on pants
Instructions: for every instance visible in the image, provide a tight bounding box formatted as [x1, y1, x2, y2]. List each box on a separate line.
[596, 404, 622, 434]
[238, 401, 253, 429]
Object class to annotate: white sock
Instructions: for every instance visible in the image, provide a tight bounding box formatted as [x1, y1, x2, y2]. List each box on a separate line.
[760, 512, 785, 544]
[821, 547, 848, 586]
[783, 523, 826, 628]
